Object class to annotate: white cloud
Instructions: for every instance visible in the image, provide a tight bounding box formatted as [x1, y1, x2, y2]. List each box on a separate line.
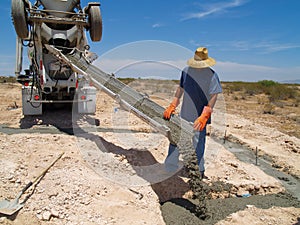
[190, 39, 300, 54]
[152, 23, 164, 28]
[227, 40, 300, 53]
[181, 0, 249, 21]
[253, 42, 300, 54]
[214, 61, 300, 82]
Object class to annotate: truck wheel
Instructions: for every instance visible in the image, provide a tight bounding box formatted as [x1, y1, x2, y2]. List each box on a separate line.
[89, 6, 102, 42]
[11, 0, 29, 39]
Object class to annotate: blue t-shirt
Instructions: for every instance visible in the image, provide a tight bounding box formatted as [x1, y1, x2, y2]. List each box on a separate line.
[179, 66, 222, 122]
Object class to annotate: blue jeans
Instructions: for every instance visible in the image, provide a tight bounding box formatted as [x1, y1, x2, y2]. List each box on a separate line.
[164, 128, 206, 172]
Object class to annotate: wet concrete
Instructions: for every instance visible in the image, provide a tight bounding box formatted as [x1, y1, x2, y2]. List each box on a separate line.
[160, 135, 300, 224]
[215, 135, 300, 200]
[161, 192, 300, 225]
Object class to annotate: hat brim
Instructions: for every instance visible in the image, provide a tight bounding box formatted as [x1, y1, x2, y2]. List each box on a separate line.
[187, 57, 216, 68]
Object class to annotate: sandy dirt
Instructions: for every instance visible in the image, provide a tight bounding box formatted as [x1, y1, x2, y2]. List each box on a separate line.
[0, 81, 299, 224]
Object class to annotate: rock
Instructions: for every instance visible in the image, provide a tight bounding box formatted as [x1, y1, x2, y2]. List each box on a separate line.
[36, 213, 43, 220]
[237, 188, 249, 197]
[15, 179, 21, 184]
[51, 209, 59, 218]
[229, 162, 238, 168]
[255, 185, 260, 190]
[42, 211, 52, 221]
[248, 184, 255, 191]
[257, 187, 265, 195]
[7, 174, 14, 180]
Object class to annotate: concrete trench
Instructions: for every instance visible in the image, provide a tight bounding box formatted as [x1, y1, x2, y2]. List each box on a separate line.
[217, 135, 300, 201]
[160, 137, 300, 225]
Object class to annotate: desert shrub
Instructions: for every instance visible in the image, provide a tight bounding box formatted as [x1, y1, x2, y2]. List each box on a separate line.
[273, 101, 285, 108]
[257, 80, 297, 101]
[0, 76, 16, 83]
[263, 103, 275, 114]
[227, 81, 245, 92]
[293, 97, 300, 107]
[257, 96, 269, 105]
[225, 80, 298, 102]
[225, 82, 262, 95]
[172, 79, 180, 85]
[118, 77, 136, 85]
[258, 80, 278, 87]
[267, 85, 297, 102]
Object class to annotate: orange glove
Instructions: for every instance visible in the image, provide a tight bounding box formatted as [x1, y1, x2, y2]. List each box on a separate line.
[193, 106, 212, 131]
[163, 98, 180, 120]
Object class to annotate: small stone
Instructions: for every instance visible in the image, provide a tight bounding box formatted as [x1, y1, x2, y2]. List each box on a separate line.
[36, 213, 43, 220]
[237, 188, 249, 197]
[7, 175, 14, 180]
[51, 209, 59, 218]
[42, 211, 52, 221]
[229, 162, 238, 168]
[36, 209, 42, 214]
[16, 179, 21, 184]
[254, 185, 260, 190]
[257, 187, 265, 195]
[248, 184, 255, 191]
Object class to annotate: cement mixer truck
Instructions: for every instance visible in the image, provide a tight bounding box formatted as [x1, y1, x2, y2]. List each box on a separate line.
[11, 0, 101, 115]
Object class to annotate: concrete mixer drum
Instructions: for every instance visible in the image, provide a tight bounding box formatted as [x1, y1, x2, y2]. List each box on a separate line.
[11, 0, 102, 115]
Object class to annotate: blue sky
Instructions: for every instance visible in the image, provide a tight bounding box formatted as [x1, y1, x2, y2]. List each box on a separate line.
[1, 0, 300, 81]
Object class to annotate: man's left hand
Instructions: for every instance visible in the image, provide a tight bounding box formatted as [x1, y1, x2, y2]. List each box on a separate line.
[193, 106, 212, 131]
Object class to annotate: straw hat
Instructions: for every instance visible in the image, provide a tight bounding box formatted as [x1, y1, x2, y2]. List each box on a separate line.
[187, 47, 216, 68]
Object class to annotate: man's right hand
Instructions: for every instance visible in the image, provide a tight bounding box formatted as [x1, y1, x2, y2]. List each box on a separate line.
[163, 98, 179, 120]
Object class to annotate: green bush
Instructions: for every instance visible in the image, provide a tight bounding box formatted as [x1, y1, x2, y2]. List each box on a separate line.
[258, 80, 278, 87]
[224, 80, 299, 102]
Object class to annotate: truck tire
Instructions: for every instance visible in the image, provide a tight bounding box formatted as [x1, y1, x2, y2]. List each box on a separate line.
[11, 0, 29, 39]
[89, 6, 102, 42]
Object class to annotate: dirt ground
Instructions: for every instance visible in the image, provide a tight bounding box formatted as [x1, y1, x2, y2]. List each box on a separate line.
[0, 81, 299, 225]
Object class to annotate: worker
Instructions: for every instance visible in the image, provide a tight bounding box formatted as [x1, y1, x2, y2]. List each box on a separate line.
[163, 47, 222, 179]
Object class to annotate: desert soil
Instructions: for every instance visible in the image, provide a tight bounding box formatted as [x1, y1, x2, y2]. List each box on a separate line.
[0, 81, 299, 225]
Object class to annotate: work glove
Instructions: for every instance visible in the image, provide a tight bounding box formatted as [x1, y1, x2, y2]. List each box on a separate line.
[193, 106, 212, 131]
[163, 98, 179, 120]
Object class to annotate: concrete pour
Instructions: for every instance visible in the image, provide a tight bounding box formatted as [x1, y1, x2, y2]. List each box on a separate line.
[161, 192, 300, 225]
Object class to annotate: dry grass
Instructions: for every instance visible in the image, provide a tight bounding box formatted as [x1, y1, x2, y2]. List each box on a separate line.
[222, 81, 300, 138]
